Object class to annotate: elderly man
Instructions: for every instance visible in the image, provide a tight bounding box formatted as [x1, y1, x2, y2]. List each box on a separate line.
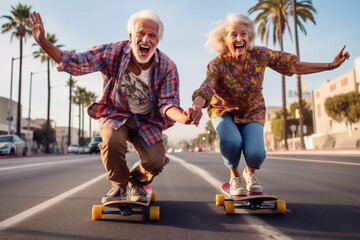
[27, 10, 193, 203]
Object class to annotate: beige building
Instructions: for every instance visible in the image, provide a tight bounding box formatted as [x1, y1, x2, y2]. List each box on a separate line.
[264, 56, 360, 151]
[0, 96, 19, 135]
[312, 56, 360, 149]
[264, 106, 282, 151]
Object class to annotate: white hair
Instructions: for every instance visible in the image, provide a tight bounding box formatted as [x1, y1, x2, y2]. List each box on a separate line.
[127, 10, 164, 40]
[205, 13, 256, 53]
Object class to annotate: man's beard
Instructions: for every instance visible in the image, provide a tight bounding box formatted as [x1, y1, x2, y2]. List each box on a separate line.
[131, 41, 156, 64]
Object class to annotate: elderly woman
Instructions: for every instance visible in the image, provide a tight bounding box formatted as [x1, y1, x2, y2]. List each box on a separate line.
[187, 13, 349, 195]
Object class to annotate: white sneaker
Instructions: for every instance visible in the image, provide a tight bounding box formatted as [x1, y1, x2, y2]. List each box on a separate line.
[242, 169, 263, 193]
[229, 177, 247, 196]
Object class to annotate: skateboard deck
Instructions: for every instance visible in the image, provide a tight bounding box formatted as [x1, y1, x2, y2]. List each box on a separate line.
[92, 185, 160, 221]
[216, 182, 286, 214]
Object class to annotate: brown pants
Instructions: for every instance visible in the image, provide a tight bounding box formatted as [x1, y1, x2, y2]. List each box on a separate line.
[98, 117, 167, 189]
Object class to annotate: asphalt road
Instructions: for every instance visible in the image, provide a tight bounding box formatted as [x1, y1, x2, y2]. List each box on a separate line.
[0, 151, 359, 240]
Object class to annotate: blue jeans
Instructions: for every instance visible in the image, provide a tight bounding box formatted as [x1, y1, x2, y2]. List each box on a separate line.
[211, 114, 266, 170]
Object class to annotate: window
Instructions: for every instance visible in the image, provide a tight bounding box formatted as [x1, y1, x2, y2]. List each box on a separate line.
[330, 83, 336, 91]
[341, 78, 348, 87]
[316, 91, 320, 98]
[317, 104, 321, 117]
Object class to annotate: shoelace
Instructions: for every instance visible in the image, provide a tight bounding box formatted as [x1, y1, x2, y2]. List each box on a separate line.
[133, 186, 147, 195]
[249, 173, 260, 185]
[230, 178, 242, 189]
[107, 186, 120, 196]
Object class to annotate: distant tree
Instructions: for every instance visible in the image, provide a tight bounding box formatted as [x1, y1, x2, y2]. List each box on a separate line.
[162, 134, 168, 149]
[288, 100, 313, 136]
[271, 100, 313, 147]
[32, 33, 64, 153]
[1, 3, 32, 135]
[205, 120, 217, 146]
[84, 90, 97, 141]
[72, 86, 86, 145]
[66, 49, 76, 146]
[324, 91, 360, 136]
[33, 123, 56, 150]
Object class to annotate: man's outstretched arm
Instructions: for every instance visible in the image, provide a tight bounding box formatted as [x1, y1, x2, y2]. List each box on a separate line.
[26, 11, 62, 64]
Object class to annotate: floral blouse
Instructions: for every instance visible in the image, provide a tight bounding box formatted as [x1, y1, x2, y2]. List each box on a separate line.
[192, 46, 299, 125]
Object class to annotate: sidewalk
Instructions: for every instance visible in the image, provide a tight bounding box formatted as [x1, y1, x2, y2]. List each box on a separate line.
[268, 148, 360, 155]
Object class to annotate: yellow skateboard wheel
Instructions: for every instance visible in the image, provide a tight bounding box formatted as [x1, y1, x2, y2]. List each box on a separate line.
[92, 205, 103, 220]
[149, 206, 160, 221]
[275, 200, 286, 214]
[216, 194, 225, 206]
[151, 192, 156, 203]
[224, 201, 235, 215]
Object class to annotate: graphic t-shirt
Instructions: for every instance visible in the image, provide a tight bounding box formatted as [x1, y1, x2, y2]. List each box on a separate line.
[120, 68, 152, 114]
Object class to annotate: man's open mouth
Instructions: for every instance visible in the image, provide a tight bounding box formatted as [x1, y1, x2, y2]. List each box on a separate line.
[139, 44, 150, 56]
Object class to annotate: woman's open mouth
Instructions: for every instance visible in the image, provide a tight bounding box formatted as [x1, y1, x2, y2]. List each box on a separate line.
[234, 43, 245, 51]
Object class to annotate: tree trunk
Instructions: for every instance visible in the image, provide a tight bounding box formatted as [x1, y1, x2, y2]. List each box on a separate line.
[45, 59, 51, 153]
[78, 104, 81, 145]
[68, 76, 72, 146]
[82, 103, 84, 143]
[293, 0, 305, 150]
[89, 115, 92, 141]
[278, 28, 288, 150]
[16, 37, 23, 136]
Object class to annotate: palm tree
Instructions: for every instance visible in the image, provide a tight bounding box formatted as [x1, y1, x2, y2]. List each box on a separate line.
[73, 86, 86, 145]
[1, 3, 32, 136]
[33, 33, 64, 153]
[291, 0, 316, 149]
[66, 50, 77, 146]
[249, 0, 292, 150]
[66, 75, 77, 146]
[84, 91, 97, 141]
[249, 0, 316, 150]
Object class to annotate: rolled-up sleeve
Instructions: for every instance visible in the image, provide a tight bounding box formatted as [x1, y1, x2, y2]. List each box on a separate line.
[158, 66, 180, 122]
[57, 44, 108, 76]
[267, 49, 299, 76]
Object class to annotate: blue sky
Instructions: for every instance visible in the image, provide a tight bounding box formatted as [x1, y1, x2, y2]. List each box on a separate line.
[1, 0, 359, 144]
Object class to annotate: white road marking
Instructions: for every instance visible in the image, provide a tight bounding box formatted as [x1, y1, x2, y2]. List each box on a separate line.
[168, 154, 293, 240]
[0, 173, 107, 231]
[267, 156, 360, 166]
[0, 156, 100, 172]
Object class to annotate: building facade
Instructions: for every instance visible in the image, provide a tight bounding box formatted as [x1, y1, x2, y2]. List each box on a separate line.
[312, 56, 360, 149]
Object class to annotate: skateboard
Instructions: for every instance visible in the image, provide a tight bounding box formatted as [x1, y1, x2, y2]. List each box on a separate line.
[92, 185, 160, 221]
[216, 182, 286, 215]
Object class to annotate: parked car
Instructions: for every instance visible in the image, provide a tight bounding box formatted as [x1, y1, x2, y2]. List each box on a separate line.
[67, 144, 79, 154]
[0, 134, 27, 156]
[89, 137, 102, 154]
[195, 147, 203, 152]
[78, 145, 90, 154]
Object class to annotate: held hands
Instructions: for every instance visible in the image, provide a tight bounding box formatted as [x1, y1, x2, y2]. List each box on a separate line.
[26, 12, 46, 43]
[182, 96, 206, 127]
[330, 45, 350, 69]
[183, 105, 203, 127]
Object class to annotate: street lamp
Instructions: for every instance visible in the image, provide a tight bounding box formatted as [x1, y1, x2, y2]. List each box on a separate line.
[27, 71, 46, 149]
[7, 55, 33, 134]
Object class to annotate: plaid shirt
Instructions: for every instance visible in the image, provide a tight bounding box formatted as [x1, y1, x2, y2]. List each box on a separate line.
[58, 40, 180, 147]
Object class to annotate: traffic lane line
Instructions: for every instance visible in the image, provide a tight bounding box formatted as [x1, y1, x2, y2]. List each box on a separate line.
[266, 156, 360, 166]
[168, 154, 293, 240]
[0, 173, 107, 231]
